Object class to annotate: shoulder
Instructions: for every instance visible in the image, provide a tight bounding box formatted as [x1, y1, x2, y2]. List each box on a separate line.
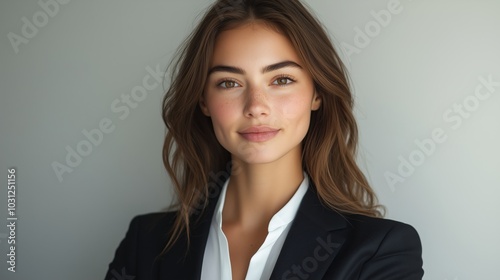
[104, 211, 178, 279]
[128, 211, 177, 233]
[123, 211, 178, 246]
[343, 214, 423, 261]
[331, 214, 424, 279]
[345, 214, 421, 241]
[120, 211, 179, 252]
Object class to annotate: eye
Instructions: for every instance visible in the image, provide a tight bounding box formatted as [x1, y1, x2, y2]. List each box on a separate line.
[272, 76, 295, 86]
[217, 79, 241, 89]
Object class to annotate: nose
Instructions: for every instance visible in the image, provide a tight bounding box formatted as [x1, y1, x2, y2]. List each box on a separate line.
[243, 85, 270, 118]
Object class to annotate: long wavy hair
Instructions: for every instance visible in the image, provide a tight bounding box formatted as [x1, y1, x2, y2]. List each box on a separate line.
[161, 0, 384, 253]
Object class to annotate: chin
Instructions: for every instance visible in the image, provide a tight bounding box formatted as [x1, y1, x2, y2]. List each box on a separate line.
[231, 149, 289, 166]
[222, 139, 302, 166]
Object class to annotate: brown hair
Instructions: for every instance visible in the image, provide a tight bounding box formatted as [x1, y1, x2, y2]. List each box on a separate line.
[161, 0, 384, 253]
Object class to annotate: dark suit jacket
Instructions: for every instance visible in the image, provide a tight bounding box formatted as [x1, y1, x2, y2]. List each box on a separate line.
[105, 184, 424, 280]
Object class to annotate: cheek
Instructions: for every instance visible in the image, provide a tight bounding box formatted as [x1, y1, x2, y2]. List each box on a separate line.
[207, 99, 239, 130]
[276, 94, 313, 125]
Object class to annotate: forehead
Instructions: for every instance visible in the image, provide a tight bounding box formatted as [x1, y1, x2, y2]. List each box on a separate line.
[210, 22, 302, 67]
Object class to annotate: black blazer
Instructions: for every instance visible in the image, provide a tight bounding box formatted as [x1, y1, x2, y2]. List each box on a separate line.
[105, 185, 423, 280]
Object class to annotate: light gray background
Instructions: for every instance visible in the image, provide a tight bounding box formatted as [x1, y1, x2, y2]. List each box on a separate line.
[1, 0, 499, 279]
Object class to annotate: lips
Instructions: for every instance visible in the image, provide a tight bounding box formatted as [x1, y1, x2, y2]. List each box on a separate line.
[238, 126, 280, 142]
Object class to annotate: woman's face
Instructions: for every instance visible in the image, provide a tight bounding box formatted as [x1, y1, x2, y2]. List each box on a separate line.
[200, 22, 321, 164]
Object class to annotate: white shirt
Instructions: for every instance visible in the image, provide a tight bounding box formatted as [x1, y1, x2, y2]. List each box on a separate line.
[201, 172, 309, 280]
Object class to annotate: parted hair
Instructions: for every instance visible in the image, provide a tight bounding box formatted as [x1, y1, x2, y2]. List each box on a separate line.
[161, 0, 384, 254]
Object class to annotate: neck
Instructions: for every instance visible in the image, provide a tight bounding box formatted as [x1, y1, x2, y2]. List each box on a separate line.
[222, 147, 304, 229]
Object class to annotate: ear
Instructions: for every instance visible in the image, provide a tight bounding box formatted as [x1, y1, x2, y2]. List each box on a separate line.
[199, 95, 211, 116]
[311, 91, 322, 111]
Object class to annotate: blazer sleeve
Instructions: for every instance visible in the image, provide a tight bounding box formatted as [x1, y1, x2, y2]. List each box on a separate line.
[358, 222, 424, 280]
[104, 216, 140, 280]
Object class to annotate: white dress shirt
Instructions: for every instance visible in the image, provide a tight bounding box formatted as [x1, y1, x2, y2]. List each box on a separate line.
[201, 172, 309, 280]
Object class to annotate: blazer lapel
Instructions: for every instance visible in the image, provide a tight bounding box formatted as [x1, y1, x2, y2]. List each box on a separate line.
[269, 186, 348, 280]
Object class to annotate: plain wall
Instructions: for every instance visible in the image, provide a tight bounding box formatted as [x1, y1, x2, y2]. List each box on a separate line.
[0, 0, 499, 279]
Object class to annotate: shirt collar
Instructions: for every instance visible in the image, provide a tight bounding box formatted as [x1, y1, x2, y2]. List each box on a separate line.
[213, 171, 310, 232]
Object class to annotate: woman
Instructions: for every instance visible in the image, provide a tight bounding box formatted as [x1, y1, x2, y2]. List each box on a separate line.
[105, 0, 424, 279]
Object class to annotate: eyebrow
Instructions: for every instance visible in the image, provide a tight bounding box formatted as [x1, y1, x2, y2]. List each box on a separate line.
[207, 60, 303, 76]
